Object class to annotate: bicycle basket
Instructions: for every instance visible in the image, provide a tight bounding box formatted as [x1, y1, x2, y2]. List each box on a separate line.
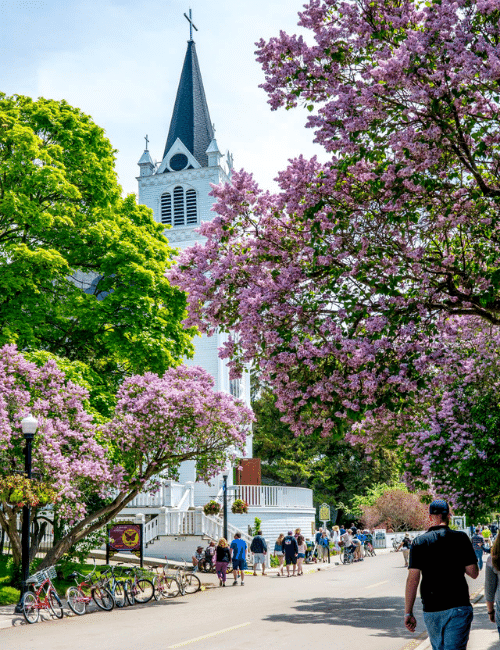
[26, 570, 45, 587]
[26, 565, 57, 586]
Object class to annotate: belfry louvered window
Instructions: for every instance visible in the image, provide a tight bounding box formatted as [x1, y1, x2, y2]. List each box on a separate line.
[161, 186, 198, 227]
[186, 190, 197, 224]
[160, 193, 172, 224]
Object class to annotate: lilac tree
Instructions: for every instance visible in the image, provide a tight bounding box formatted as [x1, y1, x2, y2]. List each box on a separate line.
[0, 346, 252, 568]
[169, 0, 500, 508]
[170, 0, 500, 425]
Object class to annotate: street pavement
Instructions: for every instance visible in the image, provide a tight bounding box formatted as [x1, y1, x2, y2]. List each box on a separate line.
[0, 550, 496, 650]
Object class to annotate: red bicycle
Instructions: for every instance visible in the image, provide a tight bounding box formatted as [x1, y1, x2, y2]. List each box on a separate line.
[23, 566, 64, 624]
[65, 563, 114, 615]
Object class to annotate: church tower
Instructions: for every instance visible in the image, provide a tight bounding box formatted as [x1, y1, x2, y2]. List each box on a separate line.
[137, 26, 252, 487]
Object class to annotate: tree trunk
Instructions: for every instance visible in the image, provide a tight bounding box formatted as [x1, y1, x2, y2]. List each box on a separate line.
[37, 487, 142, 569]
[0, 503, 22, 565]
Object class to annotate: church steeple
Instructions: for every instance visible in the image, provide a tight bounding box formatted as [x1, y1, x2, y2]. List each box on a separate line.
[163, 39, 214, 168]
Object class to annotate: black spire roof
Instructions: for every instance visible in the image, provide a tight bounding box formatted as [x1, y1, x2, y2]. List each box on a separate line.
[163, 40, 214, 168]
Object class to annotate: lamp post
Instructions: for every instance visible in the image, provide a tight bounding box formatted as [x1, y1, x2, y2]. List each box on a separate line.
[222, 474, 228, 541]
[15, 414, 38, 613]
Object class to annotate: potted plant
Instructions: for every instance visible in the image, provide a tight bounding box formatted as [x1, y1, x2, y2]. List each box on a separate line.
[203, 500, 221, 516]
[231, 499, 248, 514]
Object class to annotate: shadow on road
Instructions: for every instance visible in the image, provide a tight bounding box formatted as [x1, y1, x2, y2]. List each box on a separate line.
[264, 595, 416, 638]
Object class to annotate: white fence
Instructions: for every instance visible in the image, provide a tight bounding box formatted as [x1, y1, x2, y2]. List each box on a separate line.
[233, 485, 313, 509]
[125, 484, 313, 511]
[126, 482, 188, 509]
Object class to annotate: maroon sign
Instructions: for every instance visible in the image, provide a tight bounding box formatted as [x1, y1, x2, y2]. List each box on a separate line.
[106, 523, 143, 565]
[109, 524, 141, 552]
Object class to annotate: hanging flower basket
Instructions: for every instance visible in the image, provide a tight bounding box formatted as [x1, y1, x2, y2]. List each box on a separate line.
[0, 475, 58, 508]
[203, 500, 221, 516]
[231, 499, 248, 514]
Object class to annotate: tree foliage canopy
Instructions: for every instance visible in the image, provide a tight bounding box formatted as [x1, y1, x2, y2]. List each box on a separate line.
[0, 346, 252, 568]
[0, 94, 194, 398]
[253, 389, 399, 514]
[170, 0, 500, 509]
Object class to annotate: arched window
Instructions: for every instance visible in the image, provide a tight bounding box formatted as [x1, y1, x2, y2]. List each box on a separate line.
[160, 186, 198, 227]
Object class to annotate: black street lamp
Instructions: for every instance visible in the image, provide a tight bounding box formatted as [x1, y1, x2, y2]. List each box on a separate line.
[14, 414, 38, 613]
[222, 474, 228, 541]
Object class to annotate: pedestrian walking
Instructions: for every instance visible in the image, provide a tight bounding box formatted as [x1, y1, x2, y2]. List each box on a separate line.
[250, 529, 267, 576]
[319, 531, 330, 562]
[471, 527, 485, 570]
[485, 532, 500, 639]
[331, 526, 341, 553]
[297, 534, 306, 575]
[282, 530, 299, 577]
[397, 534, 412, 567]
[230, 532, 248, 586]
[215, 538, 231, 587]
[274, 534, 285, 575]
[404, 499, 479, 650]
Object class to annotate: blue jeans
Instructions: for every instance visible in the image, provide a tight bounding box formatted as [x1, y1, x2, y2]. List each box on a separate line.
[474, 548, 483, 569]
[423, 606, 473, 650]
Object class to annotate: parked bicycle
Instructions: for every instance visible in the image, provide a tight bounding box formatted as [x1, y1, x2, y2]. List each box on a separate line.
[151, 563, 181, 600]
[23, 566, 64, 624]
[122, 566, 154, 605]
[99, 565, 127, 608]
[66, 562, 114, 615]
[177, 559, 201, 594]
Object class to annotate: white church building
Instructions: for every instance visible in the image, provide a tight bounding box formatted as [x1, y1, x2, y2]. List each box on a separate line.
[118, 29, 315, 558]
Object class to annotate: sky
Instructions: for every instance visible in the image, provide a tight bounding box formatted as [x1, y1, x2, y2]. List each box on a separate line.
[0, 0, 325, 197]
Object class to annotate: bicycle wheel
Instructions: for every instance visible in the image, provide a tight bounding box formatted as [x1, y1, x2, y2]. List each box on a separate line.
[66, 586, 86, 615]
[92, 585, 114, 611]
[22, 591, 40, 624]
[165, 576, 181, 598]
[183, 573, 201, 594]
[124, 579, 135, 606]
[48, 589, 64, 619]
[153, 577, 162, 601]
[133, 578, 154, 604]
[113, 581, 126, 608]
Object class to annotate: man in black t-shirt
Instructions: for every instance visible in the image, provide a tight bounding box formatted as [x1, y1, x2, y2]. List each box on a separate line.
[404, 499, 479, 650]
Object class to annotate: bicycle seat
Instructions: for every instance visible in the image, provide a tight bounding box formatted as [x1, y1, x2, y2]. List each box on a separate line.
[67, 572, 79, 579]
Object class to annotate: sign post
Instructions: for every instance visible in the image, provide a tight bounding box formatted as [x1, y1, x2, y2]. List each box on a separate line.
[318, 503, 331, 563]
[106, 523, 144, 567]
[319, 503, 330, 529]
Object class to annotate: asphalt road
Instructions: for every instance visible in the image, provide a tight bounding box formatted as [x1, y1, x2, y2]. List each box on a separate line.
[0, 551, 484, 650]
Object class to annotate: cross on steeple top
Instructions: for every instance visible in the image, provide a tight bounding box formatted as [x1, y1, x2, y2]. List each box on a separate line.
[144, 134, 149, 151]
[183, 8, 198, 41]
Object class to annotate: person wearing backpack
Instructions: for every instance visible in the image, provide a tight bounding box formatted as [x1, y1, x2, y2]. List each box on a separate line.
[250, 530, 268, 575]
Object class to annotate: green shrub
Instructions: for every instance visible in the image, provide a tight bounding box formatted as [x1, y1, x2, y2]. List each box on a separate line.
[0, 586, 20, 605]
[270, 555, 280, 568]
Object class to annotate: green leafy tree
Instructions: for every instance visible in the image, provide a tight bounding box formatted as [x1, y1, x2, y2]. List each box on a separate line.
[252, 390, 399, 516]
[0, 94, 194, 402]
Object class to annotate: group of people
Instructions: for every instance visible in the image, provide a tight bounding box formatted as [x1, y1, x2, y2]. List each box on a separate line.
[192, 532, 249, 586]
[192, 523, 376, 586]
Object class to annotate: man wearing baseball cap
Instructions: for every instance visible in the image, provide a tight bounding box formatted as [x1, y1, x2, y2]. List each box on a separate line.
[404, 499, 479, 649]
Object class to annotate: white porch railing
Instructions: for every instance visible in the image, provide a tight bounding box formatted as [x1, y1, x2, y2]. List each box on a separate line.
[234, 485, 313, 508]
[124, 484, 313, 511]
[126, 482, 186, 509]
